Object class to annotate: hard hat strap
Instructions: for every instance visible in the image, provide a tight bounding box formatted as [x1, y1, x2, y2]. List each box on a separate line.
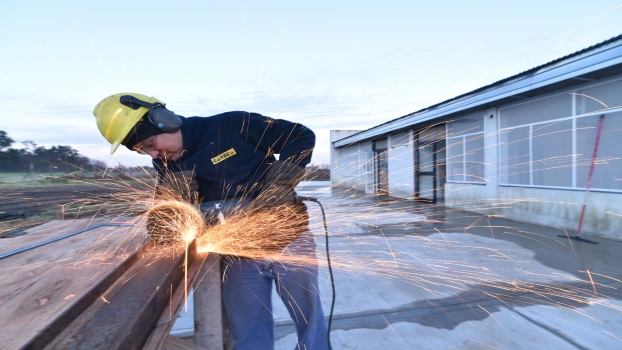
[120, 95, 164, 110]
[119, 95, 181, 133]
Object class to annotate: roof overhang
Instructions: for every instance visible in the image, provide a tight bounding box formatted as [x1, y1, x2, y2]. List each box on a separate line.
[333, 36, 622, 148]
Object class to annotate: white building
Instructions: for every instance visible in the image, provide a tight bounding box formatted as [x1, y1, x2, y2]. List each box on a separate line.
[331, 35, 622, 240]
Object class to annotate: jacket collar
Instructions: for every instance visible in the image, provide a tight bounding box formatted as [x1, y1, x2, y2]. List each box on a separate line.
[178, 116, 195, 163]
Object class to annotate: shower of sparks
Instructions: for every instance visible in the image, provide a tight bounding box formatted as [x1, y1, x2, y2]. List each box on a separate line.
[122, 163, 622, 336]
[382, 315, 400, 337]
[145, 200, 204, 246]
[587, 269, 598, 295]
[2, 94, 622, 345]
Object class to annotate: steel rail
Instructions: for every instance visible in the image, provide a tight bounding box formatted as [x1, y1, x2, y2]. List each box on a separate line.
[41, 241, 199, 350]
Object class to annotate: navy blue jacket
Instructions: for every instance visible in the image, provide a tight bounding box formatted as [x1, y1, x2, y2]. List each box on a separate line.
[153, 111, 315, 202]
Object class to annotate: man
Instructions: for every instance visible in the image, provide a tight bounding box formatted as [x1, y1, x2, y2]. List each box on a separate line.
[93, 93, 330, 350]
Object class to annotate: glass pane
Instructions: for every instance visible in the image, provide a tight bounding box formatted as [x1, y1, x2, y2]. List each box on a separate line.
[374, 138, 388, 149]
[576, 79, 622, 115]
[377, 151, 389, 193]
[447, 113, 485, 137]
[446, 137, 464, 182]
[419, 143, 435, 173]
[500, 93, 572, 128]
[364, 152, 376, 193]
[418, 124, 445, 142]
[576, 112, 622, 190]
[419, 175, 435, 199]
[531, 120, 573, 187]
[499, 126, 530, 185]
[465, 135, 485, 182]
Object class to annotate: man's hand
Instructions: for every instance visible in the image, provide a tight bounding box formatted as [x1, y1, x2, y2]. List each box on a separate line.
[254, 161, 305, 210]
[245, 161, 309, 250]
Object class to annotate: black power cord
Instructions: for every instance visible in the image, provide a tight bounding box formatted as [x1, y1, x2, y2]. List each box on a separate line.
[299, 196, 335, 350]
[206, 196, 335, 347]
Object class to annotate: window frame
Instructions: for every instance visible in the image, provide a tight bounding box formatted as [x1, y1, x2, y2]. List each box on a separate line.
[498, 82, 622, 193]
[446, 113, 486, 184]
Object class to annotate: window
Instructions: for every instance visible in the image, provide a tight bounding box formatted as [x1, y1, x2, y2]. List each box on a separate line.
[532, 119, 573, 187]
[464, 135, 485, 182]
[576, 112, 622, 190]
[499, 126, 530, 185]
[576, 79, 622, 115]
[446, 113, 485, 183]
[500, 94, 572, 128]
[499, 81, 622, 191]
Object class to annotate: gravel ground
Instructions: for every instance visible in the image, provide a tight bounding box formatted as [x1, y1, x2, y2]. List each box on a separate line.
[0, 179, 151, 236]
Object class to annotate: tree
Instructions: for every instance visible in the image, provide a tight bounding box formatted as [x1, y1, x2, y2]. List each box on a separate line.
[0, 130, 101, 174]
[0, 131, 14, 150]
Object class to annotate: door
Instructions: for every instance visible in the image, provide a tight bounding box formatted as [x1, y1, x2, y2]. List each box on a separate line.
[374, 139, 389, 195]
[362, 151, 376, 194]
[415, 140, 444, 203]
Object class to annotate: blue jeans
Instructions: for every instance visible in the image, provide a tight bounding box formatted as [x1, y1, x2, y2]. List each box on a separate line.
[221, 233, 330, 350]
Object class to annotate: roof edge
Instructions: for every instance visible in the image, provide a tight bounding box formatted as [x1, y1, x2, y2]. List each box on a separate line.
[334, 34, 622, 148]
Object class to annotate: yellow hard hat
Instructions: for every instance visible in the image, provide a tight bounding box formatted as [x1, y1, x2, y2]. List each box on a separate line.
[93, 93, 165, 154]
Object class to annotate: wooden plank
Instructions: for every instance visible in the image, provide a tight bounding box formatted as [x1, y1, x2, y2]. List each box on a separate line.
[1, 216, 219, 350]
[0, 217, 147, 350]
[0, 221, 142, 260]
[0, 219, 95, 256]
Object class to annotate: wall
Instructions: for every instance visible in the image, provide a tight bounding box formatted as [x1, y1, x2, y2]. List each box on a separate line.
[330, 130, 370, 192]
[333, 74, 622, 240]
[445, 183, 492, 212]
[446, 77, 622, 240]
[446, 184, 622, 239]
[497, 187, 622, 239]
[446, 185, 622, 239]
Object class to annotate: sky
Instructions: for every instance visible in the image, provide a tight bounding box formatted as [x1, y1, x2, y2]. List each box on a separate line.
[0, 1, 621, 167]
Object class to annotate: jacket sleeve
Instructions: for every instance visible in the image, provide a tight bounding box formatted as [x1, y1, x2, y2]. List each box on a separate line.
[242, 112, 315, 167]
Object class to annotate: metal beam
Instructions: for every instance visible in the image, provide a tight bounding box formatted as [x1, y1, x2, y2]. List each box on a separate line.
[40, 241, 200, 350]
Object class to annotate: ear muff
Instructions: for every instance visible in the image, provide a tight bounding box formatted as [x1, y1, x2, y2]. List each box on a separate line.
[149, 107, 182, 133]
[120, 95, 182, 133]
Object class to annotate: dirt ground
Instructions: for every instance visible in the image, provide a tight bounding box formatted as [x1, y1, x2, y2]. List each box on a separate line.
[0, 180, 151, 236]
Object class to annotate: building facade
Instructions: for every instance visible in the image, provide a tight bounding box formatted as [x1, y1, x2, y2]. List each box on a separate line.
[331, 35, 622, 240]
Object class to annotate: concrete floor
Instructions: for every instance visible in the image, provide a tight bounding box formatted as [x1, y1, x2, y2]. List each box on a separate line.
[176, 182, 622, 349]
